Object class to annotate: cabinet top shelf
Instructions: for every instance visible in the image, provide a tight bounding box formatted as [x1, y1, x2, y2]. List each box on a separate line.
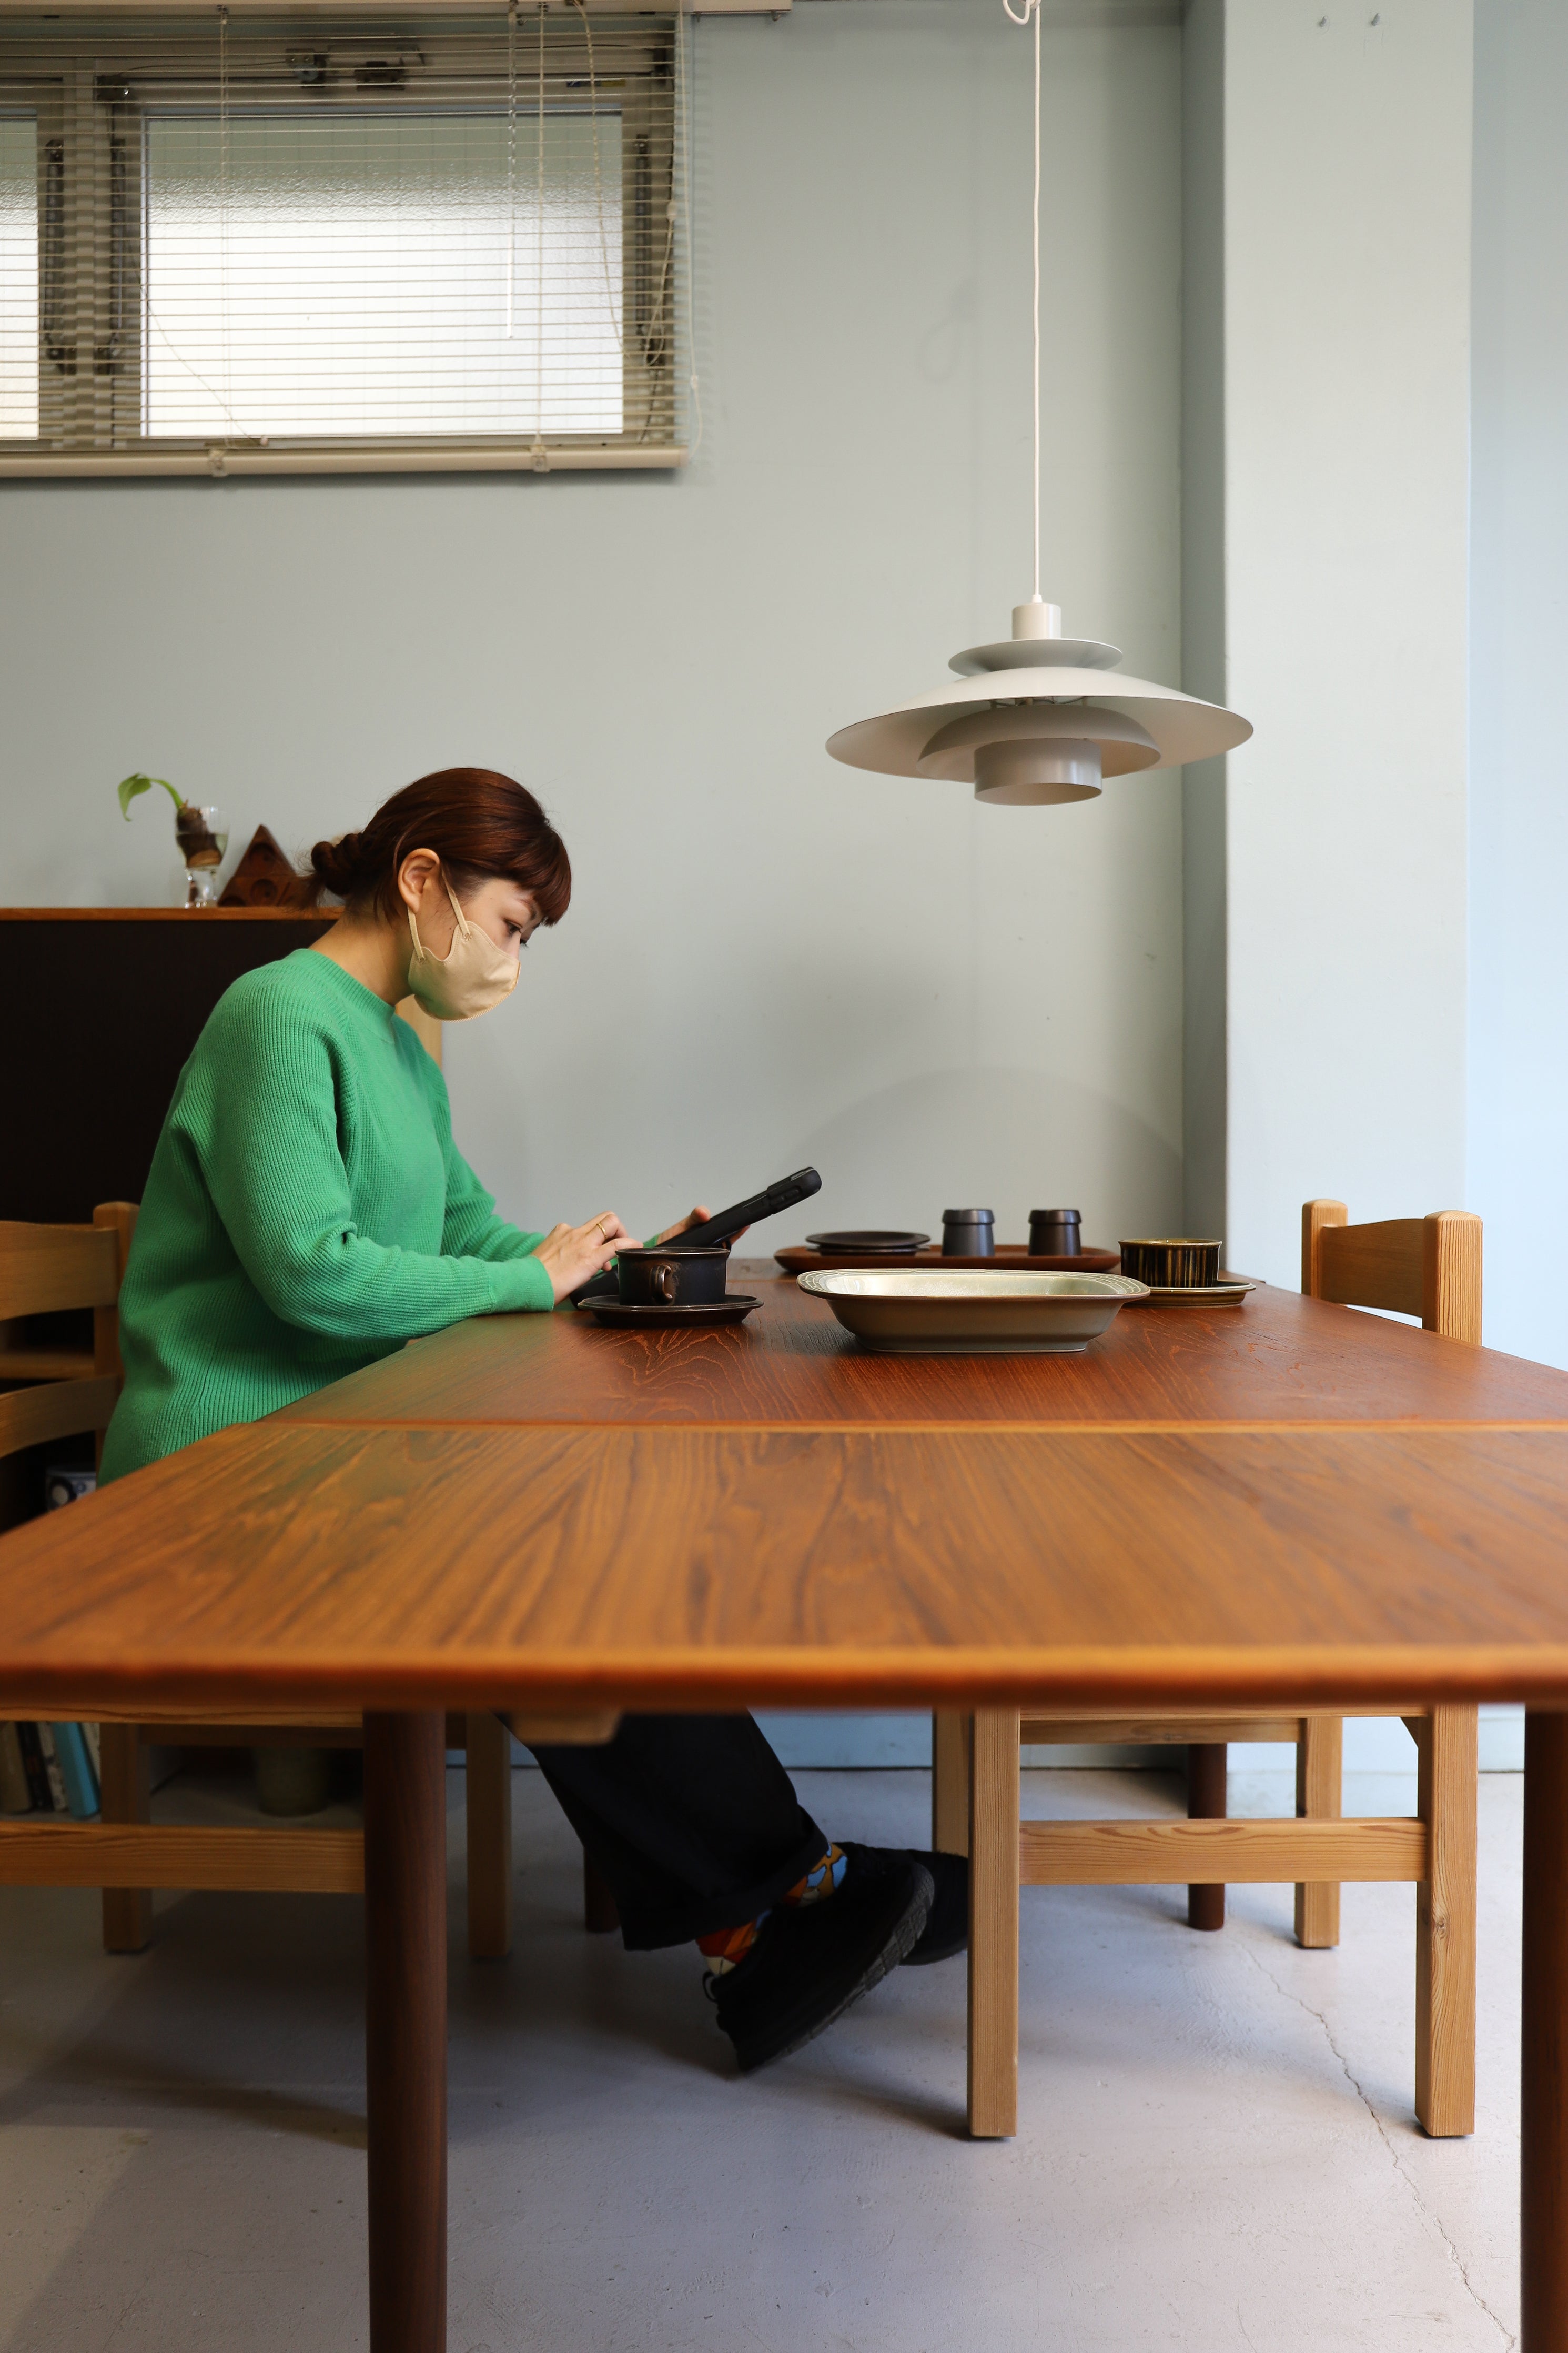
[0, 908, 337, 922]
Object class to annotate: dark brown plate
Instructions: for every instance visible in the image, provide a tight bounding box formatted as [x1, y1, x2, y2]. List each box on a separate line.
[805, 1230, 929, 1255]
[580, 1294, 761, 1329]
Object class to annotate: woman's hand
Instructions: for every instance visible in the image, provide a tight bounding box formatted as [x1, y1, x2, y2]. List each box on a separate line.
[656, 1203, 712, 1244]
[533, 1212, 633, 1304]
[654, 1204, 750, 1248]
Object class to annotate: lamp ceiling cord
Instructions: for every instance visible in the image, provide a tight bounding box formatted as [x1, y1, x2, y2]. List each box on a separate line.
[823, 0, 1253, 803]
[1001, 0, 1040, 607]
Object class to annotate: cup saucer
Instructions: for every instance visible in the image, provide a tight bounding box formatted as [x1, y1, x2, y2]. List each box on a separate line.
[580, 1294, 760, 1328]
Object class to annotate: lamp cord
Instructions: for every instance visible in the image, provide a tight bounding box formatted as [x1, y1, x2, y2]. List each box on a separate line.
[1002, 0, 1041, 603]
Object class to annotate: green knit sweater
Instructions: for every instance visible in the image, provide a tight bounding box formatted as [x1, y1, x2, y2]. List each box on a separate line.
[100, 949, 554, 1482]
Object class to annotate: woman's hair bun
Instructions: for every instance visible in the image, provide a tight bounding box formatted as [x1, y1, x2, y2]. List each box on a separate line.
[308, 831, 367, 900]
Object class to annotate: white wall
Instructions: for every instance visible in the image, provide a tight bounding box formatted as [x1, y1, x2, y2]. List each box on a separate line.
[1182, 0, 1476, 1778]
[0, 1, 1186, 1259]
[1469, 0, 1568, 1369]
[1209, 0, 1474, 1284]
[1179, 0, 1227, 1238]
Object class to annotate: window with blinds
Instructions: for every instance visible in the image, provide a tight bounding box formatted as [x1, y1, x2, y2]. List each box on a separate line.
[0, 9, 687, 475]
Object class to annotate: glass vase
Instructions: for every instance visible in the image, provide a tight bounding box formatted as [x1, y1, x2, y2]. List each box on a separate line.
[175, 802, 229, 907]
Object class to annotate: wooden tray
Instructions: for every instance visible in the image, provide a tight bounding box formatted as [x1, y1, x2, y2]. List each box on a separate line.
[776, 1242, 1121, 1277]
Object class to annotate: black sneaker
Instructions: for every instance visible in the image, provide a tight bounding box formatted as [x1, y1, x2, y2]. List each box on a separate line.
[709, 1848, 934, 2073]
[839, 1842, 968, 1965]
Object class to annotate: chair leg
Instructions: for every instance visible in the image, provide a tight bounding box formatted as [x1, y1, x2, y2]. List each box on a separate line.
[933, 1710, 972, 1856]
[967, 1710, 1020, 2139]
[1187, 1743, 1227, 1929]
[1414, 1705, 1476, 2137]
[464, 1712, 513, 1961]
[99, 1724, 152, 1953]
[583, 1851, 620, 1934]
[1294, 1716, 1342, 1948]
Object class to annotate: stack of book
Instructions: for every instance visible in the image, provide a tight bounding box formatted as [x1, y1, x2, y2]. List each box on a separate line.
[0, 1720, 100, 1816]
[0, 1467, 105, 1818]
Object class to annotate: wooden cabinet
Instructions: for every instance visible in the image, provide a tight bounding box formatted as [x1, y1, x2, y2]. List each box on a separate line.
[0, 909, 339, 1222]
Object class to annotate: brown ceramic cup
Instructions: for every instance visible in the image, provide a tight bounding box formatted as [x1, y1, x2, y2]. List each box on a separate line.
[1118, 1238, 1222, 1288]
[614, 1245, 730, 1306]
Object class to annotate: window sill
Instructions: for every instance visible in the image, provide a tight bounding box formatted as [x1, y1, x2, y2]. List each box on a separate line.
[0, 442, 686, 479]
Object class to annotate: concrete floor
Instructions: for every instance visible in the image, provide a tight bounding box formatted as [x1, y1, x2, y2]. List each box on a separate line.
[0, 1765, 1522, 2352]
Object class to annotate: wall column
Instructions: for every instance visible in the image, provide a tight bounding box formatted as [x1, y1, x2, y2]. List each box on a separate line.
[1183, 0, 1473, 1273]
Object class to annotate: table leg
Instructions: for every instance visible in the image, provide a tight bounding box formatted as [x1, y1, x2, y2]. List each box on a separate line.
[1187, 1743, 1227, 1931]
[967, 1710, 1019, 2139]
[1523, 1710, 1568, 2348]
[364, 1712, 447, 2353]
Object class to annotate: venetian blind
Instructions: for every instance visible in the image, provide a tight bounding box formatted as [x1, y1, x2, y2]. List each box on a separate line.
[0, 7, 687, 474]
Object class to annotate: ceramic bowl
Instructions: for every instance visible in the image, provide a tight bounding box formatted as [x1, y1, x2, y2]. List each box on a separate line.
[797, 1267, 1148, 1353]
[1118, 1238, 1222, 1288]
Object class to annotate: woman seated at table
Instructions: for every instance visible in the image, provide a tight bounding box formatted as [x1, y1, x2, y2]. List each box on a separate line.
[99, 766, 963, 2073]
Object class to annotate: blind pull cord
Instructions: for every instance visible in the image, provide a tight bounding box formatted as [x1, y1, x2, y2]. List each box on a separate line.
[534, 0, 546, 444]
[677, 0, 702, 457]
[505, 0, 518, 339]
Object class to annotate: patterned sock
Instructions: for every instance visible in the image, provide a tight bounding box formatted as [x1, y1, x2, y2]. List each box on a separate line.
[697, 1844, 846, 1975]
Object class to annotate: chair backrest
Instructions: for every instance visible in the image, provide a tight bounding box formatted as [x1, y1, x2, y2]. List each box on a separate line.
[1301, 1199, 1482, 1344]
[0, 1201, 139, 1467]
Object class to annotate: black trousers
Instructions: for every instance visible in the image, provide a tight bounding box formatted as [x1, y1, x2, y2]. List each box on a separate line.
[528, 1713, 827, 1950]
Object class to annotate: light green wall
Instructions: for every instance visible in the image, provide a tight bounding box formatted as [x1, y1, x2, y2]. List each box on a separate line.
[0, 1, 1187, 1263]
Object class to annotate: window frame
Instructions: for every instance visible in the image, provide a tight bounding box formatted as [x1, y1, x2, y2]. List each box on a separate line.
[0, 13, 685, 476]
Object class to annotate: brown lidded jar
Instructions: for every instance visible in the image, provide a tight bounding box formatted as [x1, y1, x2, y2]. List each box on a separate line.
[1028, 1209, 1082, 1258]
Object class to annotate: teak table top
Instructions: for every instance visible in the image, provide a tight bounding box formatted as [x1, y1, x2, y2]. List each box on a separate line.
[6, 1278, 1568, 1718]
[11, 1269, 1568, 2353]
[279, 1273, 1568, 1434]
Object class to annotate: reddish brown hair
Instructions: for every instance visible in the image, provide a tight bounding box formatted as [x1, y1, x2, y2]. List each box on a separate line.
[303, 768, 571, 924]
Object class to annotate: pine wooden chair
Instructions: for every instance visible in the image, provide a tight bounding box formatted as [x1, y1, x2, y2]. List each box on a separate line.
[937, 1198, 1483, 2140]
[0, 1206, 517, 1959]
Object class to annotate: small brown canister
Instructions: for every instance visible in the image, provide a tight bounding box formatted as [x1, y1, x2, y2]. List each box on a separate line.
[1118, 1237, 1222, 1287]
[942, 1208, 996, 1258]
[1029, 1208, 1082, 1258]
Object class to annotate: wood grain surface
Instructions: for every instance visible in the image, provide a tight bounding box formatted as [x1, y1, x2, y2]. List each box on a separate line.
[0, 1823, 362, 1890]
[8, 1421, 1568, 1714]
[279, 1276, 1568, 1433]
[1016, 1816, 1427, 1884]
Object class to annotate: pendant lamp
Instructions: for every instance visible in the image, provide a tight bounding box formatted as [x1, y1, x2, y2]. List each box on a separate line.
[826, 0, 1251, 805]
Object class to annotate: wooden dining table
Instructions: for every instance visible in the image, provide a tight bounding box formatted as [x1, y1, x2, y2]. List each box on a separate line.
[7, 1268, 1568, 2349]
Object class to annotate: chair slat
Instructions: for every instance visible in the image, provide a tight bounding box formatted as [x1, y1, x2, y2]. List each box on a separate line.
[0, 1375, 119, 1463]
[1021, 1715, 1302, 1745]
[1018, 1816, 1426, 1886]
[1318, 1217, 1426, 1318]
[0, 1823, 363, 1893]
[0, 1220, 120, 1320]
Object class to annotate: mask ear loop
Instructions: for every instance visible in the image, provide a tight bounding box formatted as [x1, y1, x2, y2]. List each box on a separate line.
[442, 875, 472, 941]
[409, 870, 471, 971]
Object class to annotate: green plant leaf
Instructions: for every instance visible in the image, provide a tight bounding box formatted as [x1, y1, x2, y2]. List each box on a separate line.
[117, 772, 183, 821]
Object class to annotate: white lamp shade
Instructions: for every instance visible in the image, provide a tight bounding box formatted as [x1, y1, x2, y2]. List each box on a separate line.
[827, 661, 1252, 782]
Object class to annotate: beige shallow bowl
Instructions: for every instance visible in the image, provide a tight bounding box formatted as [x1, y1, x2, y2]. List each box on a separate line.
[797, 1267, 1149, 1354]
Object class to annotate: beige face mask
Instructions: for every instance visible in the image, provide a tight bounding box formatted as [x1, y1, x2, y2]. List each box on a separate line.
[406, 878, 520, 1022]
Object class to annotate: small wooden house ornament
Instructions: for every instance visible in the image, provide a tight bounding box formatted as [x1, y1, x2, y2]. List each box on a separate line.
[219, 825, 299, 907]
